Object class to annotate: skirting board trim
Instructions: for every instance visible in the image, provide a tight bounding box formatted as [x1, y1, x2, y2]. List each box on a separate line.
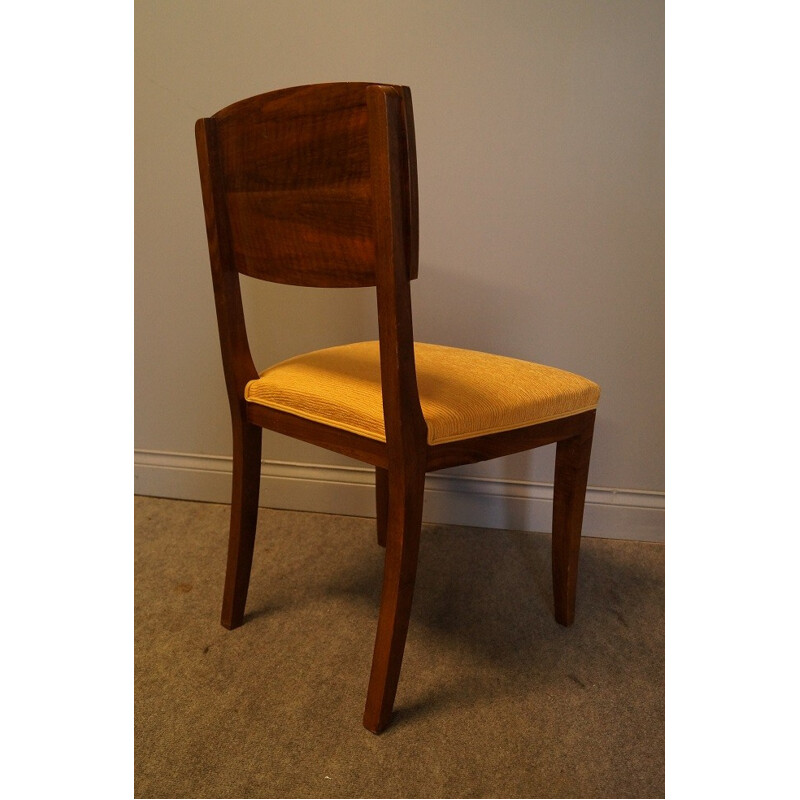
[134, 449, 664, 542]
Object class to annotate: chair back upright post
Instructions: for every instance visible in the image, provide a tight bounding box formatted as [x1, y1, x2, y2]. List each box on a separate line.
[195, 115, 259, 420]
[363, 86, 427, 732]
[367, 85, 427, 460]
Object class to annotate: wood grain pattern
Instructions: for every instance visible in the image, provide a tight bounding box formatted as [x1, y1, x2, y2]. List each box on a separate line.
[195, 118, 259, 407]
[213, 83, 378, 287]
[245, 402, 388, 468]
[552, 411, 595, 626]
[195, 82, 597, 734]
[360, 86, 429, 732]
[220, 415, 262, 630]
[363, 456, 426, 733]
[375, 467, 389, 548]
[424, 412, 593, 472]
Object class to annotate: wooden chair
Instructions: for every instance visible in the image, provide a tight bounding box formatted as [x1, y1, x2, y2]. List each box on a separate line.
[195, 82, 599, 734]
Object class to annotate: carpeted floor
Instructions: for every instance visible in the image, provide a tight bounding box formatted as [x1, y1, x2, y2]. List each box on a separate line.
[135, 495, 664, 799]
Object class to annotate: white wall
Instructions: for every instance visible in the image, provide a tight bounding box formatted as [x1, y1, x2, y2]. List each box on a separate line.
[135, 0, 664, 540]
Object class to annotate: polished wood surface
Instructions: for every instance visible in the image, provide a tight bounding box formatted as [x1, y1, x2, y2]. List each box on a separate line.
[245, 402, 388, 468]
[363, 455, 426, 733]
[195, 82, 597, 734]
[220, 415, 262, 630]
[375, 467, 389, 548]
[552, 411, 595, 626]
[425, 412, 593, 472]
[215, 83, 374, 287]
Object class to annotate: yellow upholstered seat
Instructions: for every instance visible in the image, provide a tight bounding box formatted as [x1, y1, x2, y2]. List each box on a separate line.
[245, 341, 600, 446]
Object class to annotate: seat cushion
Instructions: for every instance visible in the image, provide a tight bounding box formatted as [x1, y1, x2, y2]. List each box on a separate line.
[245, 341, 600, 446]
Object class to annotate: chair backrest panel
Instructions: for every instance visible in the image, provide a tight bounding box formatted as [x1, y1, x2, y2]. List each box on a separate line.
[196, 82, 422, 419]
[209, 83, 389, 287]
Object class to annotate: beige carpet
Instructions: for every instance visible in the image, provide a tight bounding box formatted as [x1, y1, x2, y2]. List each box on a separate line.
[135, 495, 664, 798]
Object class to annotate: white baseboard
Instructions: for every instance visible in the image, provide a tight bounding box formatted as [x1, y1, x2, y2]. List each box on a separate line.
[134, 450, 664, 542]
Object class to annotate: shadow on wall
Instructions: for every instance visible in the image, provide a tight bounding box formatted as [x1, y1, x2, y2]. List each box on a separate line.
[414, 259, 603, 494]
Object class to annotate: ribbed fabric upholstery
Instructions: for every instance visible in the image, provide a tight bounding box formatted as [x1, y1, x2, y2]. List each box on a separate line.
[245, 341, 600, 446]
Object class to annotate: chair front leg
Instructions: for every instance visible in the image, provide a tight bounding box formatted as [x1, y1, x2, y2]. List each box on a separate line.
[551, 412, 595, 627]
[363, 461, 426, 733]
[221, 417, 262, 630]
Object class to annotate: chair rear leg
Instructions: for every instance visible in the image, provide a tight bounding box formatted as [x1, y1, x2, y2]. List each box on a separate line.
[552, 412, 595, 627]
[221, 418, 262, 630]
[375, 467, 389, 547]
[363, 463, 425, 733]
